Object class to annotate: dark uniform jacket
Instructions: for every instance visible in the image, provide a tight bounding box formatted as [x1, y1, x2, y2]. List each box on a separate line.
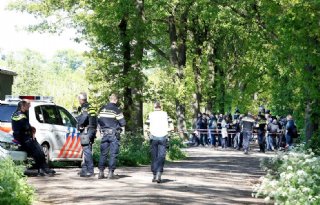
[11, 110, 32, 143]
[286, 120, 295, 136]
[98, 103, 126, 131]
[257, 115, 267, 132]
[77, 102, 97, 140]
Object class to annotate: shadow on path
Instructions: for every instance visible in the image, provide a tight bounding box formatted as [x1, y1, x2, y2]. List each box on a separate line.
[29, 147, 271, 205]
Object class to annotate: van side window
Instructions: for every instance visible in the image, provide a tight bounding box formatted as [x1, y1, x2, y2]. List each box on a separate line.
[35, 106, 44, 123]
[41, 105, 63, 125]
[57, 106, 77, 128]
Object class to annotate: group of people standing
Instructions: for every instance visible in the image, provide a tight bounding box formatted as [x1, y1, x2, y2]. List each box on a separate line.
[12, 92, 172, 183]
[77, 93, 173, 183]
[195, 109, 297, 154]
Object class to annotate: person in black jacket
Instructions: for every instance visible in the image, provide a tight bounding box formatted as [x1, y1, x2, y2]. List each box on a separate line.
[11, 100, 55, 176]
[97, 93, 126, 179]
[76, 92, 97, 177]
[285, 115, 295, 149]
[257, 113, 267, 153]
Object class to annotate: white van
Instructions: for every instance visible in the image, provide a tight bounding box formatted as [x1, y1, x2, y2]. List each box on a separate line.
[0, 96, 82, 162]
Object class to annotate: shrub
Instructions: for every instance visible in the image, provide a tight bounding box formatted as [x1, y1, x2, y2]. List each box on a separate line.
[254, 145, 320, 204]
[306, 134, 320, 156]
[167, 134, 187, 161]
[0, 158, 35, 205]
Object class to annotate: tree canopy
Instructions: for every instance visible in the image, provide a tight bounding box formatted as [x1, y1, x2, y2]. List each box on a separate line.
[6, 0, 320, 140]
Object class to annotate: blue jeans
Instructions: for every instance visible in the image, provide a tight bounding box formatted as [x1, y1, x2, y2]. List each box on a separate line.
[208, 129, 216, 146]
[221, 138, 227, 148]
[233, 132, 240, 149]
[150, 138, 167, 173]
[200, 133, 208, 146]
[286, 134, 293, 146]
[242, 131, 252, 152]
[266, 135, 274, 150]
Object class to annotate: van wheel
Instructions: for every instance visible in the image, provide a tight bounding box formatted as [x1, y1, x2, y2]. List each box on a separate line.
[41, 143, 50, 164]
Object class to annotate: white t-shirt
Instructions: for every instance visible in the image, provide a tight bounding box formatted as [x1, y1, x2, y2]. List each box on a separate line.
[146, 110, 171, 137]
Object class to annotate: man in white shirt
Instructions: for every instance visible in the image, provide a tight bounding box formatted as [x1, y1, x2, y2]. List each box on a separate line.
[145, 102, 173, 183]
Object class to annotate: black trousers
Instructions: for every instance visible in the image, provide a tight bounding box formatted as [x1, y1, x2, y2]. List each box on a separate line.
[21, 139, 47, 170]
[98, 134, 120, 171]
[150, 138, 167, 174]
[81, 144, 94, 174]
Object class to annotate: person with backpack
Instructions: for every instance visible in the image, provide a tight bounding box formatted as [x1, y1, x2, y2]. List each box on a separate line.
[267, 119, 280, 151]
[285, 115, 297, 149]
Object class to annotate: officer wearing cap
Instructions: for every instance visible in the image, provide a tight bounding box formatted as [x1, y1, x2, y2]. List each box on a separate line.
[77, 92, 97, 177]
[145, 102, 173, 183]
[11, 100, 55, 175]
[97, 93, 126, 179]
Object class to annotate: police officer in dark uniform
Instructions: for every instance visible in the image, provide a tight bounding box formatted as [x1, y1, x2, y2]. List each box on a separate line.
[11, 100, 55, 175]
[257, 113, 267, 153]
[77, 92, 97, 177]
[97, 93, 126, 179]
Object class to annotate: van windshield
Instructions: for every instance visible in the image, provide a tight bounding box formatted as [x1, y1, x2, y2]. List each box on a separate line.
[0, 105, 17, 122]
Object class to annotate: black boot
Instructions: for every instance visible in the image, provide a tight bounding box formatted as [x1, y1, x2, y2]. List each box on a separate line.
[156, 172, 162, 183]
[37, 169, 45, 176]
[43, 168, 55, 175]
[98, 170, 105, 179]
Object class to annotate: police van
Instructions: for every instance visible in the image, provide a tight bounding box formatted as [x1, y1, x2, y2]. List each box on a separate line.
[0, 96, 82, 163]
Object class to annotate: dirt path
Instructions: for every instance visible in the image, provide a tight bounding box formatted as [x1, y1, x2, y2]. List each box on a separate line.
[28, 147, 272, 205]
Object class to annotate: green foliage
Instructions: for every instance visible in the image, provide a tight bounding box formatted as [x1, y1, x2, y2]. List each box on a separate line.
[167, 134, 187, 161]
[254, 145, 320, 204]
[118, 133, 151, 166]
[0, 49, 89, 109]
[0, 158, 35, 205]
[306, 134, 320, 156]
[6, 0, 320, 142]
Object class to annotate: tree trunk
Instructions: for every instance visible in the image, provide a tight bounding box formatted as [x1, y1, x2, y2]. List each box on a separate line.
[168, 13, 187, 137]
[303, 65, 319, 142]
[130, 0, 145, 133]
[305, 99, 312, 142]
[192, 56, 202, 128]
[213, 46, 225, 114]
[206, 43, 215, 112]
[119, 17, 134, 132]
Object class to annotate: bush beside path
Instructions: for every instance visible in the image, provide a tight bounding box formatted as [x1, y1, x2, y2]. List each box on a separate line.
[28, 147, 271, 205]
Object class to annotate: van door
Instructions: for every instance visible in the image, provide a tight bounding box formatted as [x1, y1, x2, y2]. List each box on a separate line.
[36, 105, 73, 161]
[56, 106, 82, 159]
